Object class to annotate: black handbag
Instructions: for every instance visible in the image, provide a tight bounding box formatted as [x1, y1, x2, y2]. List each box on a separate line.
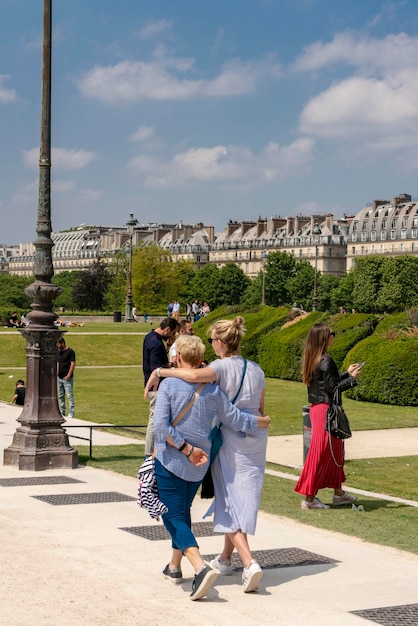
[325, 389, 352, 440]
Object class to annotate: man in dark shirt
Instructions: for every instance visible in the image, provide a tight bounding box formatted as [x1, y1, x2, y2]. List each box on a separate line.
[143, 317, 179, 455]
[56, 337, 76, 418]
[12, 379, 26, 406]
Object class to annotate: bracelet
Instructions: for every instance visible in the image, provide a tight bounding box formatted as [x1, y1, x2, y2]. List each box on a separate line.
[156, 367, 161, 378]
[178, 440, 187, 452]
[186, 445, 194, 458]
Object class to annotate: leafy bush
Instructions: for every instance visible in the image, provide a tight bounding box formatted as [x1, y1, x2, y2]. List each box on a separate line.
[258, 312, 324, 380]
[345, 333, 418, 406]
[328, 313, 378, 369]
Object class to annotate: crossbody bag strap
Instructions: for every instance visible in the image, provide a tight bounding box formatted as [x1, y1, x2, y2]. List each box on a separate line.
[216, 359, 248, 432]
[172, 382, 205, 427]
[231, 358, 247, 404]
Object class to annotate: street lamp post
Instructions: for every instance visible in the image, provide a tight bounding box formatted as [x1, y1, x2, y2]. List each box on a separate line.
[261, 250, 267, 305]
[124, 212, 138, 322]
[312, 224, 321, 312]
[4, 0, 77, 470]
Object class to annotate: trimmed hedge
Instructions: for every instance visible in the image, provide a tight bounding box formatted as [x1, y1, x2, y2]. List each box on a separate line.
[192, 306, 417, 407]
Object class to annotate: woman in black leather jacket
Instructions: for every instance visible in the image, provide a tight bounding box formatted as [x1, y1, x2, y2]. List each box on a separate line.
[294, 323, 362, 510]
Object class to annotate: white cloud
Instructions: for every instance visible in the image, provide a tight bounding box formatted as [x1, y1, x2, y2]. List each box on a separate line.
[78, 55, 282, 104]
[138, 19, 173, 40]
[293, 32, 418, 75]
[127, 138, 314, 187]
[12, 179, 38, 205]
[23, 147, 96, 170]
[300, 74, 418, 137]
[53, 179, 76, 193]
[0, 75, 17, 103]
[130, 125, 155, 142]
[295, 32, 418, 148]
[78, 188, 103, 202]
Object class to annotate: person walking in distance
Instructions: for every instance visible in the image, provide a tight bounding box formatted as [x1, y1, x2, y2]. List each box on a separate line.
[57, 337, 76, 418]
[143, 317, 179, 456]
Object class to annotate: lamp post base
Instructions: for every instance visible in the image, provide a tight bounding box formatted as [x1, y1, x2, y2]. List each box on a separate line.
[3, 325, 78, 471]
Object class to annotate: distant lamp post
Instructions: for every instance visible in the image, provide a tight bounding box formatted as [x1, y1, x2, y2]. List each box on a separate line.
[124, 212, 138, 322]
[261, 250, 267, 305]
[312, 224, 321, 312]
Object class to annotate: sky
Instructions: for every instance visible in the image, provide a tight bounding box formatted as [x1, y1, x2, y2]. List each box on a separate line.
[1, 0, 418, 245]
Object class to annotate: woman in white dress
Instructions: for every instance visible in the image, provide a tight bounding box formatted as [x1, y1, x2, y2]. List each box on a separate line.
[144, 316, 267, 593]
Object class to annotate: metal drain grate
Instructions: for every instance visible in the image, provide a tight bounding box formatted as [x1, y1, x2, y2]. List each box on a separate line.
[121, 521, 219, 541]
[32, 491, 136, 506]
[351, 603, 418, 625]
[202, 547, 337, 571]
[0, 476, 84, 487]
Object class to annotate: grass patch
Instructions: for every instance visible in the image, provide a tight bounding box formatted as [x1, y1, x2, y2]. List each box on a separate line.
[261, 473, 418, 555]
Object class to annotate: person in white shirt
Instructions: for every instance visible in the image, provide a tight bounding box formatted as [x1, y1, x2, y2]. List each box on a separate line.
[169, 320, 194, 367]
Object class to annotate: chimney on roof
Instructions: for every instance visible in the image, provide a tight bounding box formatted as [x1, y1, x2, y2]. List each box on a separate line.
[372, 199, 389, 211]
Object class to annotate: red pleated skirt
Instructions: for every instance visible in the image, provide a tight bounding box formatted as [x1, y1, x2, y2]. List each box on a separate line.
[294, 403, 345, 497]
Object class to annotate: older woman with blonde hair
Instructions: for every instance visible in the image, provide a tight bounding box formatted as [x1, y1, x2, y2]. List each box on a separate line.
[146, 316, 268, 594]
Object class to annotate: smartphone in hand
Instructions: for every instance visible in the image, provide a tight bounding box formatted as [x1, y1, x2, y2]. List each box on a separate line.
[357, 361, 366, 369]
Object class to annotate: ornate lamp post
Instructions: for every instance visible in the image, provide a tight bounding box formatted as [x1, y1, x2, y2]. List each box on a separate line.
[3, 0, 77, 470]
[124, 212, 138, 322]
[261, 250, 267, 305]
[312, 224, 321, 312]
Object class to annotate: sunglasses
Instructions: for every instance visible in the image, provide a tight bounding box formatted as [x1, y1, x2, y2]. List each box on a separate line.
[330, 331, 336, 337]
[208, 337, 223, 344]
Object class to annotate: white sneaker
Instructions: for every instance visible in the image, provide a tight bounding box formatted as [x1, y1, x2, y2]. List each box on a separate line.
[242, 561, 262, 593]
[333, 492, 358, 506]
[209, 554, 233, 576]
[301, 498, 330, 510]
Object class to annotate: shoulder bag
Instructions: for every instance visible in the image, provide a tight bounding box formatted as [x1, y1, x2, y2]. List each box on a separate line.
[137, 383, 205, 520]
[324, 388, 352, 440]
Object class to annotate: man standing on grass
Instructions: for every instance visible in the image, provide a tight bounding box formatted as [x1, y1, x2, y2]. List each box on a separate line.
[57, 337, 76, 418]
[143, 317, 179, 456]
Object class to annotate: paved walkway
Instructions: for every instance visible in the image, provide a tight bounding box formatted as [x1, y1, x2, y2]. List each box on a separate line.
[1, 401, 418, 625]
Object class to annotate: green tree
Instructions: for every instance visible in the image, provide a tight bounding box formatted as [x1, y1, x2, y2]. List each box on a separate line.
[317, 274, 343, 313]
[188, 264, 222, 308]
[330, 272, 355, 313]
[54, 271, 81, 311]
[351, 256, 384, 313]
[72, 261, 111, 311]
[103, 251, 128, 311]
[286, 261, 315, 311]
[377, 256, 418, 312]
[170, 259, 197, 307]
[0, 274, 32, 309]
[243, 273, 262, 306]
[218, 263, 251, 306]
[264, 251, 297, 307]
[131, 244, 176, 312]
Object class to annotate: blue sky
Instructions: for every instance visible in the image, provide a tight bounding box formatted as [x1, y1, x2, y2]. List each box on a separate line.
[1, 0, 418, 245]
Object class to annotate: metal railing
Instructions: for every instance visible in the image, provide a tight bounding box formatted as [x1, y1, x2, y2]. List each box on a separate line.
[64, 424, 147, 459]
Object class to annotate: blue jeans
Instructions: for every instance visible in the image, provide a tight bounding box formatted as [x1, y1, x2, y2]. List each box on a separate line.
[57, 377, 74, 417]
[155, 458, 201, 553]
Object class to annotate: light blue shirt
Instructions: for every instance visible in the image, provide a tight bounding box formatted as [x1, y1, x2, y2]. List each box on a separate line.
[154, 378, 259, 482]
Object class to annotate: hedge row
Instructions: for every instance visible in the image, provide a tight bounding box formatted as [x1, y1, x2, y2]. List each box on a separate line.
[193, 306, 417, 407]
